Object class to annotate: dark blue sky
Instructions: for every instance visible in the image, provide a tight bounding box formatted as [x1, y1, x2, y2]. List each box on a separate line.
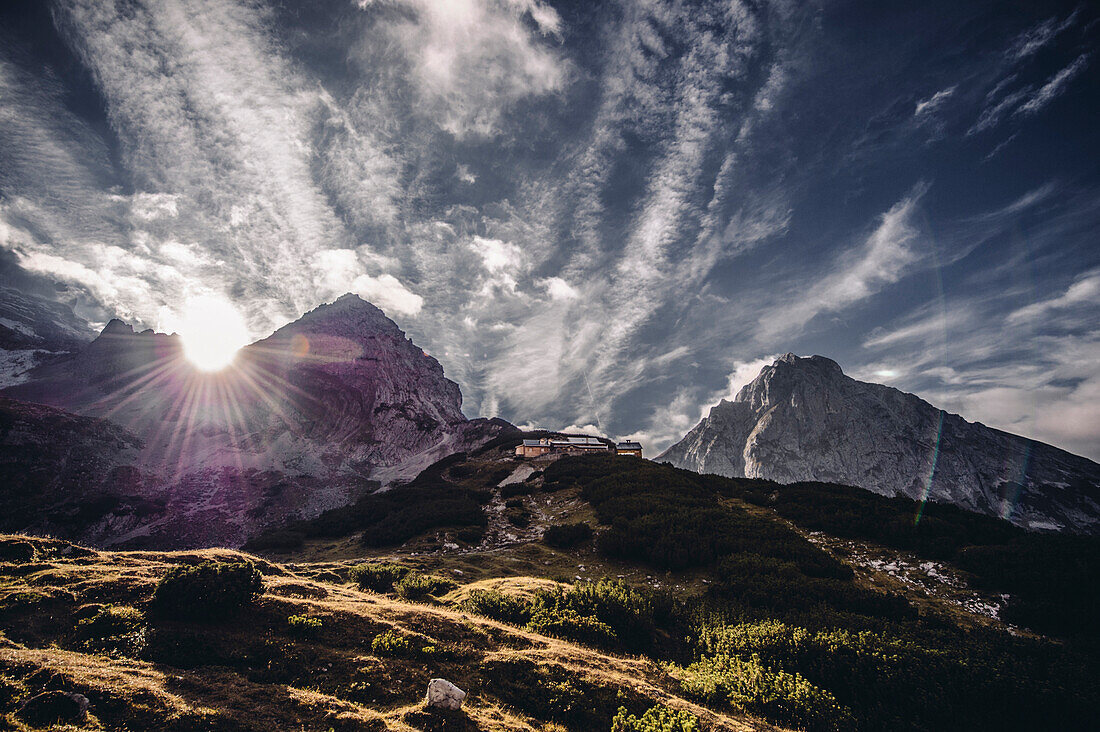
[1, 0, 1098, 458]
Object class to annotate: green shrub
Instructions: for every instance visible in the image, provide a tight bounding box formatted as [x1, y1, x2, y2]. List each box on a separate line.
[483, 657, 647, 729]
[287, 614, 322, 637]
[611, 704, 699, 732]
[369, 629, 442, 659]
[77, 604, 145, 655]
[527, 606, 617, 648]
[251, 469, 488, 548]
[455, 525, 487, 544]
[149, 560, 263, 620]
[535, 579, 657, 652]
[543, 522, 593, 549]
[350, 562, 411, 592]
[505, 505, 532, 528]
[459, 589, 533, 625]
[678, 652, 852, 731]
[393, 571, 457, 600]
[371, 629, 413, 657]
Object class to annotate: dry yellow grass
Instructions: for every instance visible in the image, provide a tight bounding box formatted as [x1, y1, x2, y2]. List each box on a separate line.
[0, 534, 782, 732]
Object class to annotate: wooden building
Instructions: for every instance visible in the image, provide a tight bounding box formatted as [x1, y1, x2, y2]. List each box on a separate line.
[515, 435, 643, 458]
[614, 441, 643, 457]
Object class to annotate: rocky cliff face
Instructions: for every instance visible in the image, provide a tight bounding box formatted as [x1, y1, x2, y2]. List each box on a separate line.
[0, 285, 92, 386]
[659, 354, 1100, 534]
[0, 294, 512, 547]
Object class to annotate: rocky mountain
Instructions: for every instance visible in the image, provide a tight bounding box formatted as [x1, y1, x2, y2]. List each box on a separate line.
[0, 285, 93, 386]
[0, 294, 512, 547]
[659, 353, 1100, 534]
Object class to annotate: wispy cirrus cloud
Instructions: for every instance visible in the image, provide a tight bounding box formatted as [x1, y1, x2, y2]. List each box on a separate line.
[1014, 53, 1089, 116]
[1009, 7, 1080, 60]
[757, 186, 927, 340]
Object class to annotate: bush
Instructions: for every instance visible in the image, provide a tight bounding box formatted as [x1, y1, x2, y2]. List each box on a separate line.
[149, 560, 263, 620]
[483, 657, 647, 729]
[528, 606, 617, 648]
[371, 629, 413, 657]
[77, 604, 145, 656]
[535, 579, 656, 652]
[677, 653, 852, 732]
[350, 562, 411, 592]
[611, 704, 699, 732]
[287, 614, 322, 637]
[0, 674, 28, 711]
[369, 629, 441, 659]
[393, 571, 457, 601]
[459, 589, 533, 625]
[455, 525, 486, 544]
[251, 470, 489, 548]
[505, 505, 532, 528]
[543, 522, 593, 549]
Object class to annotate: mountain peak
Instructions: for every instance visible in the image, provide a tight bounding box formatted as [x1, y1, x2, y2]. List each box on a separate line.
[100, 318, 135, 337]
[662, 353, 1100, 534]
[774, 353, 843, 375]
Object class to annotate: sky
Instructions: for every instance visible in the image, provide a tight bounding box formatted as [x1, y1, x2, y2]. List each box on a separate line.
[1, 0, 1098, 459]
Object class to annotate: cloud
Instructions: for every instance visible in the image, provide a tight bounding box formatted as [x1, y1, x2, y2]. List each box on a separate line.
[4, 0, 1095, 463]
[313, 249, 422, 316]
[543, 277, 579, 301]
[1014, 53, 1089, 116]
[969, 12, 1087, 137]
[914, 86, 956, 117]
[1006, 268, 1100, 326]
[354, 0, 566, 138]
[1009, 9, 1080, 60]
[758, 186, 927, 339]
[622, 354, 782, 455]
[862, 306, 975, 350]
[968, 87, 1030, 135]
[854, 258, 1100, 460]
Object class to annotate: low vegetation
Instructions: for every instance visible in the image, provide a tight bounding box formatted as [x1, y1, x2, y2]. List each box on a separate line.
[533, 455, 1099, 731]
[4, 448, 1097, 732]
[734, 479, 1100, 640]
[542, 522, 593, 549]
[612, 704, 700, 732]
[149, 559, 263, 620]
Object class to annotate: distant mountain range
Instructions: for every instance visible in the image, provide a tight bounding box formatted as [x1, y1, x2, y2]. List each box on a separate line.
[0, 294, 512, 547]
[3, 291, 1098, 546]
[659, 354, 1100, 534]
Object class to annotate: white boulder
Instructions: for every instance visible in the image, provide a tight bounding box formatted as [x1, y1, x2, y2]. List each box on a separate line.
[425, 678, 466, 710]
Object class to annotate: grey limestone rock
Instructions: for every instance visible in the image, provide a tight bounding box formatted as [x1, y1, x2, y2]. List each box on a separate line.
[660, 353, 1100, 533]
[425, 678, 466, 710]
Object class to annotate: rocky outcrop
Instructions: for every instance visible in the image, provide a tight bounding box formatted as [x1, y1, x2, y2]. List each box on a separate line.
[0, 295, 511, 547]
[660, 354, 1100, 533]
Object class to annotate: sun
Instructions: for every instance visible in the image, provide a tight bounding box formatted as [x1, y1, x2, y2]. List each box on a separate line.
[174, 295, 251, 372]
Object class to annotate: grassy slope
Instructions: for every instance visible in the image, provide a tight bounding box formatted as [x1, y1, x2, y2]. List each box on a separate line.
[4, 449, 1096, 731]
[0, 534, 777, 732]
